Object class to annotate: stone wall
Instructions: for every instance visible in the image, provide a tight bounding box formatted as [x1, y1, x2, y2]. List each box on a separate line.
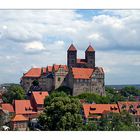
[73, 79, 90, 96]
[39, 77, 53, 91]
[21, 77, 37, 93]
[54, 68, 68, 89]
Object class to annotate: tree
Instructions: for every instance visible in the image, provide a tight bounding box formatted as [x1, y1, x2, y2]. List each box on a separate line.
[82, 122, 97, 131]
[121, 86, 140, 97]
[38, 92, 83, 131]
[98, 111, 138, 131]
[0, 113, 3, 129]
[105, 87, 125, 103]
[2, 85, 26, 103]
[76, 93, 110, 104]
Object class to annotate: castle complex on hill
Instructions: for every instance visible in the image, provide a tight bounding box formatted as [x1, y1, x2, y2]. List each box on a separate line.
[20, 44, 105, 96]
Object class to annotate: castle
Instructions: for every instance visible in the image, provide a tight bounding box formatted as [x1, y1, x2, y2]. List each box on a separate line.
[20, 44, 105, 96]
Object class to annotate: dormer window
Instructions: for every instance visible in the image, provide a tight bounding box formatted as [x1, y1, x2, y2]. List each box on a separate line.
[129, 105, 133, 109]
[137, 104, 140, 108]
[121, 104, 126, 109]
[90, 107, 96, 111]
[71, 60, 74, 64]
[29, 107, 32, 110]
[110, 107, 114, 110]
[114, 107, 118, 110]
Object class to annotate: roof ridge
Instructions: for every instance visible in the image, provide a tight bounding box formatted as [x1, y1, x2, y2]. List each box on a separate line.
[86, 45, 95, 52]
[68, 44, 77, 51]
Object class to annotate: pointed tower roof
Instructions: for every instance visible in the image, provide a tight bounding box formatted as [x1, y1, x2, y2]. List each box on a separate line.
[68, 44, 77, 51]
[86, 45, 95, 52]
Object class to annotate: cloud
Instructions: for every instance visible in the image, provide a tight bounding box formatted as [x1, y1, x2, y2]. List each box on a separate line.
[24, 41, 46, 54]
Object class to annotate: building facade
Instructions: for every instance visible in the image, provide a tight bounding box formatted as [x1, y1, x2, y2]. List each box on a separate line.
[30, 91, 49, 113]
[117, 101, 140, 128]
[11, 114, 28, 131]
[20, 44, 105, 96]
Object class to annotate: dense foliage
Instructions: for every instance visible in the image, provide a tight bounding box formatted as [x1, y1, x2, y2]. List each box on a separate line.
[105, 87, 125, 103]
[106, 86, 140, 102]
[98, 111, 138, 131]
[0, 114, 3, 128]
[76, 93, 111, 104]
[38, 92, 83, 131]
[120, 86, 140, 100]
[2, 85, 26, 103]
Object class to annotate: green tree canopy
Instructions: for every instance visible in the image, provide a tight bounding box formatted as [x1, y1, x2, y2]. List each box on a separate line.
[98, 111, 138, 131]
[82, 122, 97, 131]
[38, 92, 83, 131]
[120, 86, 140, 97]
[76, 93, 110, 104]
[0, 112, 3, 129]
[2, 85, 26, 103]
[105, 87, 125, 103]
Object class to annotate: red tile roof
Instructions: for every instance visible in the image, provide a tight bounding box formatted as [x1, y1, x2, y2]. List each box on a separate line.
[60, 65, 68, 71]
[83, 104, 119, 118]
[117, 101, 140, 115]
[11, 114, 28, 122]
[72, 67, 94, 79]
[24, 68, 41, 78]
[86, 45, 95, 52]
[53, 64, 68, 72]
[68, 44, 77, 51]
[14, 100, 37, 115]
[47, 66, 53, 72]
[32, 91, 49, 105]
[53, 64, 60, 71]
[1, 103, 14, 113]
[77, 59, 87, 64]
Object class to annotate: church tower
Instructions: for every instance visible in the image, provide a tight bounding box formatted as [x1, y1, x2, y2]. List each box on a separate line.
[67, 44, 77, 68]
[85, 45, 95, 68]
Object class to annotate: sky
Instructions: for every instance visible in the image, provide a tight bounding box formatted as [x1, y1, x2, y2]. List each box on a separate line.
[0, 10, 140, 85]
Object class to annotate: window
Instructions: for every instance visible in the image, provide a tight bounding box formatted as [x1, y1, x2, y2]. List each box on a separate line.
[89, 53, 93, 56]
[90, 61, 93, 64]
[71, 60, 74, 64]
[58, 77, 61, 81]
[121, 104, 126, 109]
[129, 105, 133, 109]
[92, 78, 96, 82]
